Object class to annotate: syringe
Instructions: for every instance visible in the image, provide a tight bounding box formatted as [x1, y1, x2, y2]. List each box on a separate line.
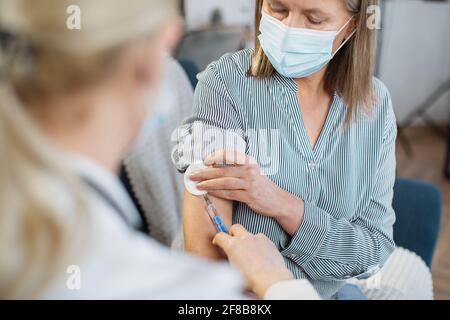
[203, 194, 228, 234]
[184, 162, 229, 234]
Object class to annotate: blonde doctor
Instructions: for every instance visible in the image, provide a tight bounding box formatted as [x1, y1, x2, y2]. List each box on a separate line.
[0, 0, 318, 299]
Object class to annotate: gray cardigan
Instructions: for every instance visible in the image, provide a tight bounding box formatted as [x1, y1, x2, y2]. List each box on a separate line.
[124, 57, 194, 246]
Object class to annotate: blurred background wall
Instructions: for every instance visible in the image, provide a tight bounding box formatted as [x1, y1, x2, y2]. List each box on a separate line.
[378, 0, 450, 125]
[184, 0, 254, 30]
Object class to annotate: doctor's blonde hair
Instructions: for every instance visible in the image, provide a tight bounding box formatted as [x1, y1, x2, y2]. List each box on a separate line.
[250, 0, 379, 123]
[0, 0, 177, 298]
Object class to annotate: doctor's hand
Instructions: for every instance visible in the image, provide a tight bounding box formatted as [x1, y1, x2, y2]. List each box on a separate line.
[213, 224, 293, 299]
[189, 150, 304, 236]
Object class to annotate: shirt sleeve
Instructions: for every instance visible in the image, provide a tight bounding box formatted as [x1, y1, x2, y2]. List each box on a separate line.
[171, 61, 247, 173]
[281, 92, 397, 281]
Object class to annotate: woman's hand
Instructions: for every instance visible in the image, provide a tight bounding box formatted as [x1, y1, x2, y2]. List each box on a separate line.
[213, 224, 294, 299]
[189, 150, 305, 235]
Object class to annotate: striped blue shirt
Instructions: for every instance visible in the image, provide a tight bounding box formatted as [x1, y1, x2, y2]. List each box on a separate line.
[173, 49, 397, 299]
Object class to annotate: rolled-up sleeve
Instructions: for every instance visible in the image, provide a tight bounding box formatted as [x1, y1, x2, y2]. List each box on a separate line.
[282, 96, 397, 281]
[171, 62, 246, 173]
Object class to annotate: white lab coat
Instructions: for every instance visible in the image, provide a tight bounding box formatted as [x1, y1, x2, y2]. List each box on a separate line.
[41, 154, 319, 300]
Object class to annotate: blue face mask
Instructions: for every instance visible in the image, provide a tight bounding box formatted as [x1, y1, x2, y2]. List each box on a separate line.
[258, 10, 356, 79]
[131, 83, 172, 149]
[146, 113, 165, 132]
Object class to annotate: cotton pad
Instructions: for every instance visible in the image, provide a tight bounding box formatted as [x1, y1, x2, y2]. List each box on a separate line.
[184, 162, 208, 196]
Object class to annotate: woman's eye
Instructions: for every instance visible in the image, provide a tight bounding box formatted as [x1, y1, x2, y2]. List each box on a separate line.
[307, 17, 323, 25]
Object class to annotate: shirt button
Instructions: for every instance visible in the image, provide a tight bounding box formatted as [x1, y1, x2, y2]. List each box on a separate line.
[308, 162, 318, 170]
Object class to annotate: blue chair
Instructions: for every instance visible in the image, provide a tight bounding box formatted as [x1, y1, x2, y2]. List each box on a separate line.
[446, 125, 450, 179]
[177, 59, 199, 89]
[392, 178, 441, 267]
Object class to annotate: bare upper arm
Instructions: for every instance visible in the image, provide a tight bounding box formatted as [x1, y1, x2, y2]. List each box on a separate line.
[182, 189, 233, 260]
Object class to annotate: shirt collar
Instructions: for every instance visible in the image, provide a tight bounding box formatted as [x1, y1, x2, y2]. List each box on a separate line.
[273, 72, 298, 92]
[68, 154, 142, 229]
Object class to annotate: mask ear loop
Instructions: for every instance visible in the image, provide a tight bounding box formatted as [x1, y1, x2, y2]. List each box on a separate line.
[332, 16, 357, 58]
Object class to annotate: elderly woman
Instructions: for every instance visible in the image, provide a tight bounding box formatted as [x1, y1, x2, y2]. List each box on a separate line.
[174, 0, 396, 299]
